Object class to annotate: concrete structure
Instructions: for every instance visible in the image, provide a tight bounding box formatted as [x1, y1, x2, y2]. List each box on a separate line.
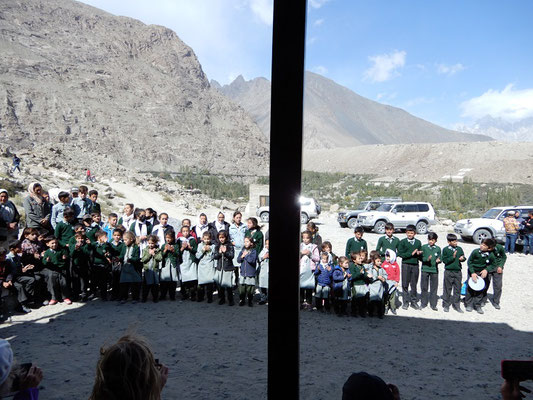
[245, 184, 269, 216]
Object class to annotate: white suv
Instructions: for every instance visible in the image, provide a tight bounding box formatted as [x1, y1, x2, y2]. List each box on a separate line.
[357, 202, 436, 234]
[256, 196, 321, 224]
[454, 206, 533, 244]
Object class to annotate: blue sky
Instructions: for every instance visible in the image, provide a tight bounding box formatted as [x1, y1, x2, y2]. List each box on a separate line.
[79, 0, 533, 128]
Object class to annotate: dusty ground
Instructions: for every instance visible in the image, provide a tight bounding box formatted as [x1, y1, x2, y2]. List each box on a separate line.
[2, 210, 532, 400]
[303, 141, 533, 183]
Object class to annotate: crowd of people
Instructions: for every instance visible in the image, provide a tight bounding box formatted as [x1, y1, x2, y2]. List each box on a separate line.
[0, 180, 514, 320]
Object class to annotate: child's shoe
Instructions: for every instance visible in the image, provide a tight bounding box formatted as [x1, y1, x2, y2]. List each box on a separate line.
[49, 299, 58, 305]
[64, 298, 72, 305]
[42, 300, 50, 306]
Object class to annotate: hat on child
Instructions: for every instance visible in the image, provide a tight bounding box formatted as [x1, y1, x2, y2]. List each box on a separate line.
[71, 187, 79, 193]
[385, 249, 397, 264]
[0, 339, 14, 386]
[0, 189, 7, 195]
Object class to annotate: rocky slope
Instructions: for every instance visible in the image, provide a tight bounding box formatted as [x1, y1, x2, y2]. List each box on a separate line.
[213, 72, 491, 148]
[0, 0, 269, 177]
[457, 116, 533, 142]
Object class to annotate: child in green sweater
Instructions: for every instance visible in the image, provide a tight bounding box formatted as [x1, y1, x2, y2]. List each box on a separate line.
[69, 232, 91, 302]
[483, 242, 506, 310]
[375, 223, 400, 257]
[54, 208, 77, 248]
[345, 227, 368, 258]
[420, 232, 441, 311]
[42, 237, 72, 305]
[141, 235, 162, 303]
[465, 238, 496, 314]
[441, 233, 465, 313]
[397, 225, 422, 310]
[90, 230, 112, 300]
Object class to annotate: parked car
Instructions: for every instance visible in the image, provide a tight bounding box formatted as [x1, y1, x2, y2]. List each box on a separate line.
[337, 198, 402, 229]
[256, 196, 321, 224]
[454, 206, 533, 244]
[357, 202, 436, 234]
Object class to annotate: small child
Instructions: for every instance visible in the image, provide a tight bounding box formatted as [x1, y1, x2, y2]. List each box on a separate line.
[237, 236, 257, 307]
[90, 230, 112, 300]
[307, 222, 322, 247]
[20, 228, 44, 269]
[345, 226, 367, 257]
[140, 235, 162, 303]
[159, 230, 180, 301]
[178, 225, 198, 301]
[332, 256, 351, 316]
[321, 241, 338, 266]
[397, 224, 422, 310]
[441, 233, 465, 313]
[349, 250, 369, 317]
[314, 252, 332, 312]
[258, 238, 269, 305]
[465, 238, 496, 314]
[69, 232, 91, 302]
[84, 214, 98, 243]
[196, 231, 216, 303]
[109, 229, 125, 301]
[42, 237, 72, 305]
[299, 230, 319, 310]
[6, 242, 39, 313]
[420, 232, 441, 311]
[484, 240, 507, 310]
[245, 217, 264, 259]
[88, 190, 101, 215]
[50, 191, 72, 229]
[103, 213, 119, 241]
[382, 250, 400, 315]
[119, 231, 141, 302]
[366, 251, 388, 318]
[375, 223, 400, 257]
[213, 231, 235, 306]
[72, 185, 90, 220]
[54, 208, 77, 248]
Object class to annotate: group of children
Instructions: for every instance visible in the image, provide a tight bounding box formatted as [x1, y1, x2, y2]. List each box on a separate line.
[1, 185, 271, 313]
[299, 222, 507, 318]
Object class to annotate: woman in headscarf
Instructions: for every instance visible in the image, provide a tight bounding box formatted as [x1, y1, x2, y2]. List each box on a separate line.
[22, 183, 51, 234]
[0, 189, 20, 249]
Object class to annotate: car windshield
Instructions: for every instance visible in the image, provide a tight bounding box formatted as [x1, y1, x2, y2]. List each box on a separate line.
[482, 208, 502, 219]
[357, 201, 369, 210]
[376, 203, 393, 212]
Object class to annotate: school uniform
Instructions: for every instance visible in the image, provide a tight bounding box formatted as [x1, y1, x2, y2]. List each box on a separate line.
[299, 242, 319, 306]
[54, 220, 77, 248]
[159, 243, 180, 300]
[237, 248, 257, 306]
[118, 213, 135, 231]
[129, 220, 153, 252]
[69, 240, 91, 301]
[90, 241, 112, 300]
[87, 201, 101, 215]
[141, 247, 162, 302]
[213, 242, 235, 305]
[483, 243, 506, 308]
[344, 237, 368, 258]
[50, 202, 70, 229]
[332, 266, 351, 315]
[6, 253, 42, 307]
[420, 244, 441, 309]
[85, 224, 100, 244]
[42, 248, 71, 301]
[258, 247, 269, 304]
[367, 264, 388, 317]
[245, 229, 264, 259]
[229, 222, 247, 284]
[441, 244, 465, 311]
[397, 237, 422, 308]
[119, 244, 142, 301]
[196, 242, 216, 302]
[349, 262, 369, 317]
[71, 197, 91, 220]
[152, 223, 175, 246]
[208, 220, 230, 244]
[375, 235, 400, 257]
[314, 262, 332, 311]
[465, 249, 496, 312]
[109, 240, 125, 300]
[178, 236, 198, 300]
[192, 223, 209, 242]
[103, 224, 119, 241]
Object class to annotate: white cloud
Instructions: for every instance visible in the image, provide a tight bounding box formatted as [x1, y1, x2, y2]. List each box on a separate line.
[309, 0, 331, 9]
[363, 50, 406, 83]
[437, 63, 466, 76]
[461, 84, 533, 121]
[249, 0, 273, 25]
[313, 18, 324, 27]
[312, 65, 328, 75]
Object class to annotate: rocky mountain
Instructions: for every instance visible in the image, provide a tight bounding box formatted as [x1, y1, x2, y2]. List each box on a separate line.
[0, 0, 269, 177]
[213, 72, 491, 149]
[457, 116, 533, 142]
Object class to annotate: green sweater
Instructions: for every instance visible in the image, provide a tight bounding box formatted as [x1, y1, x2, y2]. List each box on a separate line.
[348, 262, 367, 286]
[161, 243, 181, 265]
[54, 221, 76, 248]
[91, 242, 112, 266]
[86, 225, 100, 244]
[441, 245, 465, 271]
[141, 247, 163, 271]
[397, 238, 422, 264]
[43, 248, 69, 270]
[119, 244, 141, 265]
[69, 242, 90, 267]
[245, 229, 264, 256]
[375, 235, 400, 256]
[493, 244, 507, 269]
[467, 249, 496, 274]
[421, 244, 441, 273]
[109, 241, 125, 259]
[345, 237, 368, 257]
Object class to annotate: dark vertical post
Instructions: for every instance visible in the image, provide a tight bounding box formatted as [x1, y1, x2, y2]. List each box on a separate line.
[268, 1, 307, 399]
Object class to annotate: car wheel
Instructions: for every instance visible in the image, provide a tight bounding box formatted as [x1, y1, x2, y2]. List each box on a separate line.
[473, 229, 492, 244]
[373, 220, 386, 234]
[260, 212, 270, 223]
[415, 221, 428, 234]
[300, 213, 309, 224]
[347, 218, 358, 230]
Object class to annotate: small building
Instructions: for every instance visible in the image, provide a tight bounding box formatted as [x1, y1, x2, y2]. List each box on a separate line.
[245, 184, 269, 216]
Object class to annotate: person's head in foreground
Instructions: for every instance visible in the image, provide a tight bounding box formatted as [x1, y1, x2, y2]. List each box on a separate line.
[89, 335, 168, 400]
[342, 372, 400, 400]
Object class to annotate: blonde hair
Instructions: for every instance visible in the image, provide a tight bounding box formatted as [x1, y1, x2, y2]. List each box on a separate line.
[89, 335, 162, 400]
